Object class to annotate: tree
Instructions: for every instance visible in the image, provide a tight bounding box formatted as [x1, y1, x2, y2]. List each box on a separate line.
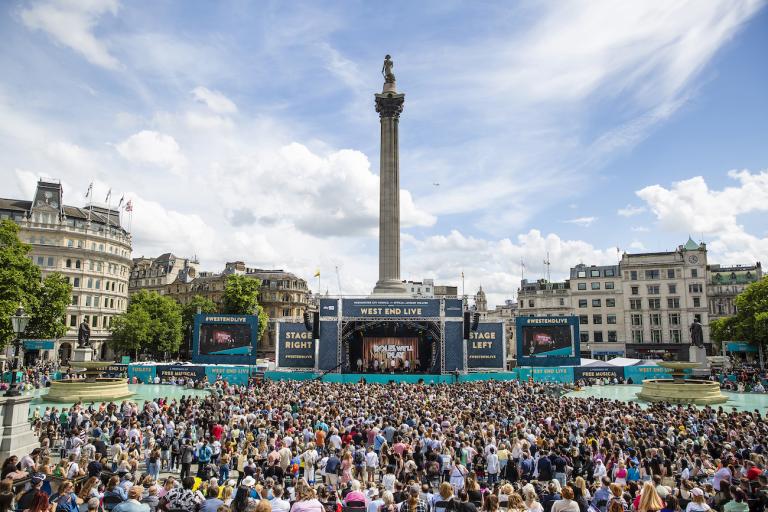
[26, 273, 72, 340]
[709, 316, 739, 353]
[733, 277, 768, 347]
[110, 290, 182, 359]
[221, 274, 269, 340]
[0, 220, 71, 346]
[181, 295, 218, 334]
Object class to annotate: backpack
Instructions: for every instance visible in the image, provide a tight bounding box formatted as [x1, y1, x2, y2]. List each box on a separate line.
[354, 450, 365, 466]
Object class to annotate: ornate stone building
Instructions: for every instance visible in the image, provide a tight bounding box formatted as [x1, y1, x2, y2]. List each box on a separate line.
[707, 263, 762, 320]
[130, 259, 310, 357]
[0, 180, 132, 361]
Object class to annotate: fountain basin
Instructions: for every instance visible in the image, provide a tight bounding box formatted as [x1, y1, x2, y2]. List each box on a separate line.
[636, 378, 728, 405]
[46, 377, 134, 402]
[636, 360, 727, 405]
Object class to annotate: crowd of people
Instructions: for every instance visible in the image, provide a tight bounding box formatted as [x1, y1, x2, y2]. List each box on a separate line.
[0, 378, 766, 512]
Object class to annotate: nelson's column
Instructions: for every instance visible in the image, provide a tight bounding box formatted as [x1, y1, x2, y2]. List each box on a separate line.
[372, 55, 408, 295]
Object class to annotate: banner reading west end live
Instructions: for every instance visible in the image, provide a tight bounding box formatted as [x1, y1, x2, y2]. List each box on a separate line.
[467, 322, 505, 369]
[341, 298, 441, 318]
[277, 322, 316, 369]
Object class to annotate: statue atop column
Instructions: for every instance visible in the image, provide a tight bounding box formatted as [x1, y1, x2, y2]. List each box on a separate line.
[78, 320, 91, 348]
[382, 55, 395, 84]
[689, 319, 704, 348]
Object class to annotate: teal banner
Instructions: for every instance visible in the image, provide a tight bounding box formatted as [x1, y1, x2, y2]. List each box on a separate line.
[127, 365, 156, 383]
[23, 339, 54, 350]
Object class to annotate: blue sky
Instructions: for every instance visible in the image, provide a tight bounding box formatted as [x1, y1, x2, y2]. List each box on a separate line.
[0, 0, 766, 306]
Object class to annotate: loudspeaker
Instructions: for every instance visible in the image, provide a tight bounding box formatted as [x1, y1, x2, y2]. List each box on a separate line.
[303, 311, 312, 331]
[463, 311, 471, 340]
[471, 312, 480, 332]
[312, 311, 320, 339]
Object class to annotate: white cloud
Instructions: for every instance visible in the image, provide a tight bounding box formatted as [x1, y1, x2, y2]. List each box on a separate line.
[565, 216, 597, 227]
[629, 240, 646, 251]
[115, 130, 186, 174]
[191, 86, 238, 114]
[631, 226, 650, 233]
[20, 0, 121, 70]
[403, 229, 618, 306]
[637, 169, 768, 263]
[618, 204, 646, 217]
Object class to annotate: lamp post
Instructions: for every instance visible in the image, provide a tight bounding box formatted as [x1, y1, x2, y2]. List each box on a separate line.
[5, 305, 30, 398]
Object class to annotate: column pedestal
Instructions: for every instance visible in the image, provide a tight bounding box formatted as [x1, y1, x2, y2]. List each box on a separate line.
[689, 345, 710, 378]
[0, 395, 40, 461]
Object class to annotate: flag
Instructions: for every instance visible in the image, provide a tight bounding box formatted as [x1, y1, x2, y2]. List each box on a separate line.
[85, 182, 93, 198]
[313, 269, 320, 278]
[105, 189, 112, 203]
[118, 195, 124, 208]
[124, 200, 133, 212]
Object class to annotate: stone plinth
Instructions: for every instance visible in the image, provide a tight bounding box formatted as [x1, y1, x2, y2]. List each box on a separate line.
[71, 347, 93, 363]
[0, 395, 40, 460]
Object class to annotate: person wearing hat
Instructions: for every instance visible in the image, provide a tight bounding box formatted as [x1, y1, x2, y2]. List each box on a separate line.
[17, 473, 47, 510]
[685, 488, 711, 512]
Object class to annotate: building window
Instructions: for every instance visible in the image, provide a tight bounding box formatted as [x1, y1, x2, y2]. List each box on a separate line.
[607, 314, 617, 324]
[606, 298, 616, 308]
[605, 282, 614, 290]
[67, 239, 73, 248]
[89, 261, 94, 271]
[36, 256, 44, 266]
[594, 331, 604, 342]
[577, 270, 586, 278]
[630, 271, 638, 280]
[607, 330, 617, 342]
[83, 315, 89, 325]
[94, 296, 100, 307]
[693, 297, 701, 308]
[593, 314, 602, 324]
[669, 313, 680, 326]
[670, 329, 682, 343]
[645, 269, 660, 280]
[651, 329, 662, 343]
[605, 268, 615, 277]
[559, 298, 565, 306]
[630, 299, 642, 310]
[92, 316, 98, 327]
[592, 299, 601, 307]
[694, 313, 702, 323]
[528, 300, 534, 308]
[667, 297, 680, 309]
[689, 283, 703, 293]
[590, 270, 600, 277]
[70, 315, 77, 327]
[579, 315, 589, 325]
[650, 313, 661, 326]
[86, 296, 92, 307]
[648, 298, 661, 309]
[631, 313, 643, 326]
[632, 330, 644, 343]
[75, 259, 81, 269]
[66, 259, 71, 268]
[591, 282, 600, 290]
[73, 277, 80, 287]
[579, 299, 588, 308]
[668, 284, 677, 294]
[95, 280, 101, 289]
[631, 286, 639, 295]
[577, 283, 587, 290]
[667, 268, 675, 279]
[580, 332, 589, 343]
[691, 268, 698, 278]
[647, 285, 660, 294]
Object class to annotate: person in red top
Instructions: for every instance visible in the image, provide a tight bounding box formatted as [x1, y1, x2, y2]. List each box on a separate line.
[212, 423, 224, 441]
[745, 460, 763, 480]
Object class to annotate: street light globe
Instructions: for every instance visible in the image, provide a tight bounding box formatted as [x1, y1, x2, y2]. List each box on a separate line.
[11, 305, 30, 335]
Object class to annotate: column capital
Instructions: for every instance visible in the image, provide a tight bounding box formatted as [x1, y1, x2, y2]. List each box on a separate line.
[375, 92, 405, 119]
